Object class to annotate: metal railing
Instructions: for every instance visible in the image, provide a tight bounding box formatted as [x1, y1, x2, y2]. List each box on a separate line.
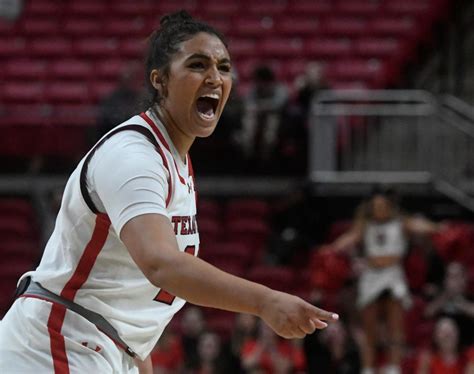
[309, 90, 474, 211]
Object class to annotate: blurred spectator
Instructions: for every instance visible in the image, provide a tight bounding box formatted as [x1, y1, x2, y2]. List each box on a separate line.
[268, 182, 320, 265]
[230, 313, 258, 358]
[190, 77, 245, 175]
[150, 329, 183, 373]
[240, 65, 288, 169]
[424, 262, 474, 348]
[92, 62, 143, 144]
[194, 331, 233, 374]
[293, 62, 328, 124]
[304, 319, 361, 374]
[241, 321, 306, 374]
[326, 187, 441, 374]
[181, 307, 206, 371]
[0, 0, 22, 20]
[415, 317, 474, 374]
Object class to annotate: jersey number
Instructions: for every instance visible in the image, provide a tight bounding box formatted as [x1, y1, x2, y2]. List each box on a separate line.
[153, 245, 196, 305]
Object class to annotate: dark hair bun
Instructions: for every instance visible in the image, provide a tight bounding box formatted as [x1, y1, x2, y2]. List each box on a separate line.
[160, 10, 193, 28]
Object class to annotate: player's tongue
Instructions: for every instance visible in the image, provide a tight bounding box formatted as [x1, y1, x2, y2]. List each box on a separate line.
[196, 97, 216, 119]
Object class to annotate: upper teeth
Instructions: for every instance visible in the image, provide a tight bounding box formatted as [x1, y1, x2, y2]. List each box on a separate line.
[202, 93, 219, 100]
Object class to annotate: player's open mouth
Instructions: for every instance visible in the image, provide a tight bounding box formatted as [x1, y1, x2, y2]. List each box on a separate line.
[196, 93, 219, 120]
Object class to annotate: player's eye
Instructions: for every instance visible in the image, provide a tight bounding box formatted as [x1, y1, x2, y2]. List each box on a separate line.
[189, 61, 206, 69]
[219, 64, 231, 73]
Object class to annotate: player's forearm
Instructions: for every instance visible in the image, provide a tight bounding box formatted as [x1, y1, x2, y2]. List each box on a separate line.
[149, 251, 271, 316]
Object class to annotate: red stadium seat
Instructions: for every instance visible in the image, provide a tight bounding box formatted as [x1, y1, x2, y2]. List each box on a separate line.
[0, 217, 36, 239]
[203, 1, 240, 16]
[235, 18, 275, 37]
[74, 38, 118, 57]
[119, 38, 148, 58]
[288, 1, 332, 16]
[1, 241, 39, 261]
[30, 38, 72, 57]
[1, 104, 51, 127]
[226, 199, 270, 220]
[195, 217, 220, 244]
[247, 266, 295, 292]
[206, 313, 234, 341]
[21, 19, 59, 35]
[46, 82, 89, 103]
[6, 60, 48, 80]
[335, 1, 381, 16]
[0, 20, 15, 36]
[354, 38, 402, 58]
[275, 18, 320, 36]
[404, 248, 428, 292]
[304, 38, 353, 58]
[235, 59, 260, 81]
[3, 82, 44, 103]
[0, 199, 35, 219]
[64, 19, 102, 36]
[226, 218, 270, 253]
[104, 18, 146, 37]
[50, 104, 97, 127]
[321, 17, 368, 37]
[157, 1, 197, 14]
[197, 199, 221, 220]
[24, 0, 62, 16]
[281, 60, 309, 81]
[201, 241, 253, 269]
[326, 59, 382, 81]
[113, 2, 154, 16]
[50, 60, 93, 80]
[199, 18, 232, 35]
[95, 59, 128, 79]
[247, 1, 286, 15]
[326, 220, 352, 243]
[68, 1, 108, 17]
[227, 38, 257, 58]
[90, 81, 116, 101]
[385, 1, 432, 16]
[369, 17, 417, 38]
[0, 38, 26, 57]
[259, 38, 303, 57]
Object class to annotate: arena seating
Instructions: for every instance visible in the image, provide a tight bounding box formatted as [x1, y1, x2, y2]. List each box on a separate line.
[0, 198, 40, 317]
[0, 0, 451, 158]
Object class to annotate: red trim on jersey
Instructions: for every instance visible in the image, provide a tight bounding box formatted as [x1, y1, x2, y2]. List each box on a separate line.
[60, 214, 111, 300]
[48, 303, 70, 374]
[45, 214, 111, 373]
[187, 155, 198, 206]
[140, 112, 186, 185]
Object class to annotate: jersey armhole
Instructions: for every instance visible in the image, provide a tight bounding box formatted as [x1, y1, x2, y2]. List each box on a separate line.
[79, 125, 169, 214]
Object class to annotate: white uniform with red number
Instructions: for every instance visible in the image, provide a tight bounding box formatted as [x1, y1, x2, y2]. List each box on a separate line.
[357, 219, 410, 308]
[0, 110, 199, 372]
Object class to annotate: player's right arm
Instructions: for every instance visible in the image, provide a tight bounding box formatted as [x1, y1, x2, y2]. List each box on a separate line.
[121, 214, 338, 339]
[91, 132, 337, 338]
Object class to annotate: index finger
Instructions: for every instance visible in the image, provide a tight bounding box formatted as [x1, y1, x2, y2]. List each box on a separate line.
[308, 305, 339, 322]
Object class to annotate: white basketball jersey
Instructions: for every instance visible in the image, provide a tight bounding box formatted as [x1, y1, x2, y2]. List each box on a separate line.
[363, 219, 407, 258]
[22, 110, 199, 360]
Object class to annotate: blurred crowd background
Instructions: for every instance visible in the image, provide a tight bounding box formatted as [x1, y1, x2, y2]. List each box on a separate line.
[1, 0, 474, 373]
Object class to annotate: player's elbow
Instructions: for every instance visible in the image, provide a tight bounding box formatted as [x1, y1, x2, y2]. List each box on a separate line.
[139, 247, 182, 289]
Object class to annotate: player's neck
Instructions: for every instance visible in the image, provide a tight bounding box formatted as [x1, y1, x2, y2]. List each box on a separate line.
[155, 107, 194, 162]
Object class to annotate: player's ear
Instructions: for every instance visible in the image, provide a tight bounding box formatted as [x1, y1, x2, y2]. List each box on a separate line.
[150, 69, 168, 98]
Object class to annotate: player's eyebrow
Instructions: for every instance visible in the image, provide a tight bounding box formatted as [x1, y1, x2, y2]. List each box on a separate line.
[185, 53, 231, 65]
